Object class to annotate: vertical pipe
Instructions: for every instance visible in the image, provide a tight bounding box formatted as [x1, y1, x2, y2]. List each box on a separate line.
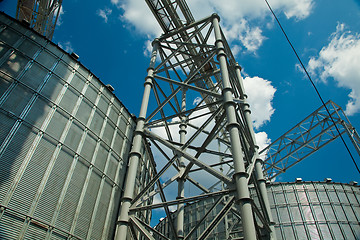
[234, 64, 277, 240]
[114, 40, 159, 240]
[212, 15, 257, 240]
[176, 88, 187, 239]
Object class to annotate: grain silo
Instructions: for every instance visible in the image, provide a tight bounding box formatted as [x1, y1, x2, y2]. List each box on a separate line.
[0, 12, 154, 239]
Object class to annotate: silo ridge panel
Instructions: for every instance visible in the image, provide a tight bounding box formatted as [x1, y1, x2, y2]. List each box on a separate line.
[91, 182, 112, 239]
[59, 87, 78, 114]
[102, 120, 115, 147]
[33, 148, 74, 223]
[40, 74, 64, 102]
[75, 98, 92, 125]
[24, 97, 53, 129]
[1, 51, 30, 79]
[63, 121, 83, 150]
[55, 160, 87, 232]
[80, 133, 97, 161]
[37, 49, 58, 69]
[45, 109, 68, 140]
[0, 125, 37, 204]
[8, 136, 56, 214]
[25, 222, 48, 239]
[0, 211, 24, 239]
[94, 142, 108, 172]
[53, 61, 73, 81]
[0, 70, 14, 93]
[3, 84, 33, 116]
[0, 28, 22, 47]
[83, 83, 98, 104]
[21, 63, 48, 91]
[70, 73, 86, 93]
[89, 110, 105, 136]
[72, 171, 100, 238]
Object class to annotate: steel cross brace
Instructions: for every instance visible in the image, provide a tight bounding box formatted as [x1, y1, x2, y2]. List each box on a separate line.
[261, 100, 360, 180]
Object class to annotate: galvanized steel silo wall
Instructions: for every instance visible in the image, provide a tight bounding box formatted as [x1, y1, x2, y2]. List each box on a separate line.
[0, 13, 138, 239]
[155, 182, 360, 239]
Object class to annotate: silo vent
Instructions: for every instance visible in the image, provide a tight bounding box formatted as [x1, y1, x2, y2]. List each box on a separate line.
[71, 52, 79, 60]
[350, 181, 358, 186]
[21, 19, 30, 28]
[106, 84, 115, 92]
[324, 178, 332, 183]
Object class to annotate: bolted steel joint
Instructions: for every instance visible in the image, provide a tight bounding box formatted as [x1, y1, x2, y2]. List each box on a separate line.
[233, 171, 249, 180]
[116, 219, 129, 225]
[226, 122, 241, 132]
[152, 38, 160, 46]
[179, 129, 187, 135]
[235, 197, 252, 205]
[235, 63, 242, 71]
[136, 116, 146, 123]
[133, 129, 145, 136]
[129, 151, 142, 159]
[144, 76, 154, 87]
[211, 13, 220, 21]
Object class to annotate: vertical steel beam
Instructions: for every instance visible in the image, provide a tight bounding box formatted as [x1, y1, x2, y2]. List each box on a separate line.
[114, 40, 159, 240]
[235, 64, 277, 240]
[176, 88, 187, 239]
[212, 15, 257, 240]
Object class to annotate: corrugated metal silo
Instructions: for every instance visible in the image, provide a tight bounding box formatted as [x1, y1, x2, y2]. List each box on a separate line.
[0, 12, 153, 239]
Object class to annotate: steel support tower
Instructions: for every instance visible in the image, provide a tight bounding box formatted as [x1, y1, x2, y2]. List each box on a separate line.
[114, 1, 276, 238]
[262, 100, 360, 180]
[114, 1, 360, 239]
[16, 0, 62, 40]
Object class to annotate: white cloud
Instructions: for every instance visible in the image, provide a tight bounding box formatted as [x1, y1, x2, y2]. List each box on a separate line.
[56, 5, 64, 26]
[97, 8, 112, 23]
[116, 0, 314, 54]
[143, 40, 153, 57]
[280, 0, 314, 20]
[58, 41, 74, 53]
[243, 76, 276, 129]
[308, 23, 360, 115]
[255, 131, 271, 152]
[222, 19, 266, 53]
[112, 0, 162, 37]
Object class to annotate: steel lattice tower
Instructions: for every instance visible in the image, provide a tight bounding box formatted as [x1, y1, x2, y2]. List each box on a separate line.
[114, 7, 276, 239]
[113, 1, 360, 239]
[16, 0, 62, 40]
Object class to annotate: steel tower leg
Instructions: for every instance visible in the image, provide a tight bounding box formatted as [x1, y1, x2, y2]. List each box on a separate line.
[114, 40, 159, 240]
[235, 65, 277, 240]
[176, 88, 187, 239]
[212, 15, 257, 240]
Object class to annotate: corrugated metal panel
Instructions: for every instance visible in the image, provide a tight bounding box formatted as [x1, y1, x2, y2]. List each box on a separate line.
[33, 145, 74, 223]
[0, 13, 154, 239]
[91, 181, 113, 239]
[8, 134, 56, 214]
[74, 171, 102, 238]
[0, 211, 24, 239]
[55, 160, 87, 232]
[0, 124, 37, 204]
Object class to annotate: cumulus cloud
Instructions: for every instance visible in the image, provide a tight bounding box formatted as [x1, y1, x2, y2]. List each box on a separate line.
[222, 19, 266, 53]
[97, 8, 112, 23]
[256, 131, 271, 152]
[308, 23, 360, 115]
[243, 76, 276, 129]
[56, 5, 64, 26]
[116, 0, 314, 54]
[112, 0, 162, 37]
[58, 41, 74, 53]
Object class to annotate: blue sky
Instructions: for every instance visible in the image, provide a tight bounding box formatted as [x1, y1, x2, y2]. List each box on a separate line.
[1, 0, 360, 185]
